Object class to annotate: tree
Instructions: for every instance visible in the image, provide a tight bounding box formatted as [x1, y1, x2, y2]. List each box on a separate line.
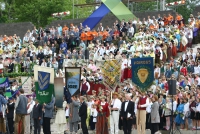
[166, 0, 200, 23]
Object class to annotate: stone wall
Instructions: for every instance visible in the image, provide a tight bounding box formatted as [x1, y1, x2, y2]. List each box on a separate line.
[1, 8, 198, 38]
[0, 22, 34, 38]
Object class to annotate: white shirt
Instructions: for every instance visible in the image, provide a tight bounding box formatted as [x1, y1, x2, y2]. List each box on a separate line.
[80, 81, 91, 92]
[124, 101, 129, 111]
[111, 98, 122, 110]
[27, 100, 35, 114]
[197, 103, 200, 112]
[146, 102, 153, 113]
[135, 96, 150, 108]
[173, 101, 177, 112]
[87, 101, 94, 108]
[183, 102, 190, 115]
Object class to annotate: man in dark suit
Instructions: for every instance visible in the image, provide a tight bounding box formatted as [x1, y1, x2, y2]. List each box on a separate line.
[79, 96, 88, 134]
[7, 98, 15, 133]
[37, 50, 44, 65]
[8, 58, 14, 73]
[120, 94, 135, 134]
[32, 99, 42, 134]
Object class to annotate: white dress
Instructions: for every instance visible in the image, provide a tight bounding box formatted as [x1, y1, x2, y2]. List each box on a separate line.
[55, 101, 67, 124]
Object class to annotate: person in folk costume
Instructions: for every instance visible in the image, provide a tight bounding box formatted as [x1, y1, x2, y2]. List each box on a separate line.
[89, 104, 98, 131]
[166, 40, 172, 62]
[180, 62, 188, 76]
[96, 96, 110, 134]
[55, 97, 67, 134]
[110, 92, 122, 134]
[186, 25, 193, 48]
[6, 98, 15, 134]
[161, 42, 167, 63]
[155, 45, 163, 65]
[80, 77, 90, 96]
[24, 97, 35, 134]
[171, 37, 177, 57]
[135, 91, 150, 134]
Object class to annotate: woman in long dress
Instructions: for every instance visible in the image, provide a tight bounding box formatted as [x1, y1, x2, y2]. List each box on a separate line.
[55, 97, 67, 134]
[96, 96, 110, 134]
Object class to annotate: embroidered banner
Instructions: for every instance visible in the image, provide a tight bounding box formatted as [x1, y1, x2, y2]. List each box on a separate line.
[131, 57, 154, 89]
[0, 77, 10, 88]
[34, 65, 54, 104]
[100, 60, 121, 91]
[65, 67, 81, 96]
[21, 76, 32, 94]
[54, 78, 65, 108]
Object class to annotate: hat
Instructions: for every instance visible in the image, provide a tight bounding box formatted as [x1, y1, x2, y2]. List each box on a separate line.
[112, 92, 118, 96]
[100, 96, 106, 99]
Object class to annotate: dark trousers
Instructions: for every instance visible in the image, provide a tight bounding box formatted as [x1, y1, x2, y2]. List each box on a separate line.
[151, 123, 159, 134]
[122, 119, 132, 134]
[43, 117, 51, 134]
[34, 119, 41, 134]
[146, 113, 151, 129]
[81, 117, 88, 134]
[81, 90, 87, 96]
[7, 118, 14, 133]
[89, 116, 95, 130]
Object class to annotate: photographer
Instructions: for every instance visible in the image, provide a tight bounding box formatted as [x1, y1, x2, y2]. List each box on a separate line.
[0, 90, 8, 134]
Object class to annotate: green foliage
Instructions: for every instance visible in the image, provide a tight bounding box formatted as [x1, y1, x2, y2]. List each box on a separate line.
[132, 1, 158, 12]
[0, 0, 94, 26]
[3, 72, 34, 78]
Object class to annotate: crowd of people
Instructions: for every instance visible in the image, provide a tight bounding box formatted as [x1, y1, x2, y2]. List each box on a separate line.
[0, 11, 200, 134]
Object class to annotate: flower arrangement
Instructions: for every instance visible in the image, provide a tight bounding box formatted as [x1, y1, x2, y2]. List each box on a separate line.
[165, 0, 186, 7]
[174, 111, 184, 117]
[52, 11, 70, 17]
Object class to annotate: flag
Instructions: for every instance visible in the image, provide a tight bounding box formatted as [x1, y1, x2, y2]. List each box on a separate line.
[34, 65, 54, 104]
[100, 60, 121, 91]
[131, 57, 154, 90]
[54, 78, 64, 108]
[65, 67, 81, 96]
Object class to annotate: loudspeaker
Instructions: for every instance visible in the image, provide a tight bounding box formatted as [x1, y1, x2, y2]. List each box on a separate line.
[168, 80, 176, 95]
[85, 49, 89, 60]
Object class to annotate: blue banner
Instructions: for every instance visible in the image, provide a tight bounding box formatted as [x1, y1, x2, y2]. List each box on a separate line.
[0, 78, 10, 88]
[65, 67, 81, 96]
[131, 57, 154, 89]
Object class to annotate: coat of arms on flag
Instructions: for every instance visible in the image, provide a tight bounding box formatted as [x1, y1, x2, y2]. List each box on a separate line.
[100, 60, 121, 91]
[34, 66, 54, 104]
[38, 71, 50, 90]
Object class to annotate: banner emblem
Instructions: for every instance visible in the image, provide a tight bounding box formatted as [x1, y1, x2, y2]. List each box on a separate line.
[131, 57, 154, 89]
[137, 69, 149, 83]
[38, 71, 50, 90]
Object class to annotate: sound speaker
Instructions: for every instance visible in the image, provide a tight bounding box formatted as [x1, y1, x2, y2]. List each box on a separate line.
[168, 80, 176, 95]
[85, 49, 89, 59]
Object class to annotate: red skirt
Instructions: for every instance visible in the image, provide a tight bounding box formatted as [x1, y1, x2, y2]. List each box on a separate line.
[96, 113, 109, 134]
[172, 46, 177, 57]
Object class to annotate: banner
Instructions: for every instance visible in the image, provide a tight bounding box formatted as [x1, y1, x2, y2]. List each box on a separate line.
[65, 67, 81, 96]
[21, 77, 32, 94]
[0, 77, 10, 88]
[131, 57, 154, 89]
[34, 65, 54, 104]
[100, 60, 121, 91]
[54, 78, 64, 108]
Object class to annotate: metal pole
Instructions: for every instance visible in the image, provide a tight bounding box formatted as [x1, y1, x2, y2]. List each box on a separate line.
[157, 0, 159, 11]
[73, 0, 74, 19]
[76, 0, 78, 19]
